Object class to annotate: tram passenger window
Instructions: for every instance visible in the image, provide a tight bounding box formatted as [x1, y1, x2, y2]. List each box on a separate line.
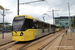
[44, 23, 48, 29]
[33, 21, 38, 29]
[34, 21, 38, 29]
[33, 20, 42, 29]
[25, 19, 33, 29]
[34, 24, 38, 28]
[38, 22, 42, 29]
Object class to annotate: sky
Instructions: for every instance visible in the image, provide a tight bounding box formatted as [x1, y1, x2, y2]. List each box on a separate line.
[0, 0, 75, 25]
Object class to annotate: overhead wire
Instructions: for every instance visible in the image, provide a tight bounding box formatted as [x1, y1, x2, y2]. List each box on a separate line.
[28, 4, 43, 13]
[19, 0, 46, 14]
[44, 0, 60, 17]
[20, 0, 54, 21]
[44, 0, 51, 10]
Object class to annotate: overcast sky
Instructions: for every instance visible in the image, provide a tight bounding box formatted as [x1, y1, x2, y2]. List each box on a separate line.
[0, 0, 75, 25]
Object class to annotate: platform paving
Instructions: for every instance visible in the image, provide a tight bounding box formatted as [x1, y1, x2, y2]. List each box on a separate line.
[59, 32, 75, 50]
[0, 33, 12, 46]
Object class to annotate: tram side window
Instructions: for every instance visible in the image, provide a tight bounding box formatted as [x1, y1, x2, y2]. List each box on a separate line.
[25, 19, 33, 29]
[33, 21, 42, 29]
[33, 21, 38, 29]
[33, 20, 42, 29]
[38, 21, 42, 29]
[48, 24, 49, 28]
[51, 25, 53, 31]
[44, 23, 48, 29]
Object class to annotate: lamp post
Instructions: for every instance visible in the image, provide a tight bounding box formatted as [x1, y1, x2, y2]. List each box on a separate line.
[47, 9, 59, 34]
[2, 9, 10, 39]
[0, 5, 10, 39]
[48, 9, 59, 24]
[52, 9, 54, 25]
[2, 9, 4, 39]
[47, 9, 59, 25]
[68, 2, 70, 29]
[18, 0, 45, 15]
[0, 5, 4, 39]
[18, 0, 19, 15]
[68, 2, 72, 36]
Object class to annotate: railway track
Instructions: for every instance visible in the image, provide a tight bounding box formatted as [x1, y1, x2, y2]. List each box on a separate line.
[6, 42, 31, 50]
[17, 42, 32, 50]
[0, 30, 64, 50]
[39, 32, 64, 50]
[0, 41, 13, 46]
[20, 31, 64, 50]
[0, 34, 54, 50]
[0, 41, 18, 50]
[0, 41, 32, 50]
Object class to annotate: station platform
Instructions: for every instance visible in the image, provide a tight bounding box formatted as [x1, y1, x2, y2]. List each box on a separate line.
[59, 31, 75, 50]
[0, 33, 12, 46]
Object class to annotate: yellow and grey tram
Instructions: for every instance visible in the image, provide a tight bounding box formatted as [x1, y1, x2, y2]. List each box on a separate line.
[12, 15, 61, 41]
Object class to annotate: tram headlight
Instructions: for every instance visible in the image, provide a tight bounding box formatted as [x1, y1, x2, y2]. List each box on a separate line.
[20, 32, 23, 36]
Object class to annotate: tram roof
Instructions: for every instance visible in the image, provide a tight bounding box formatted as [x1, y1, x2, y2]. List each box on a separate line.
[15, 15, 47, 23]
[15, 15, 40, 21]
[14, 15, 61, 27]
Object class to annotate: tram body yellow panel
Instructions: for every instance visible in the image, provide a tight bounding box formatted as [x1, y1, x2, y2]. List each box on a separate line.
[12, 31, 25, 41]
[13, 31, 21, 36]
[24, 29, 34, 41]
[12, 29, 35, 41]
[12, 36, 25, 41]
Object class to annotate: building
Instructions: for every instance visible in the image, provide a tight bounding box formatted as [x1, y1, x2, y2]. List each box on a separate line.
[54, 16, 75, 27]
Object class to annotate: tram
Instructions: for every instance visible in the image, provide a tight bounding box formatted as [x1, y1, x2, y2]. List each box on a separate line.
[12, 15, 61, 41]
